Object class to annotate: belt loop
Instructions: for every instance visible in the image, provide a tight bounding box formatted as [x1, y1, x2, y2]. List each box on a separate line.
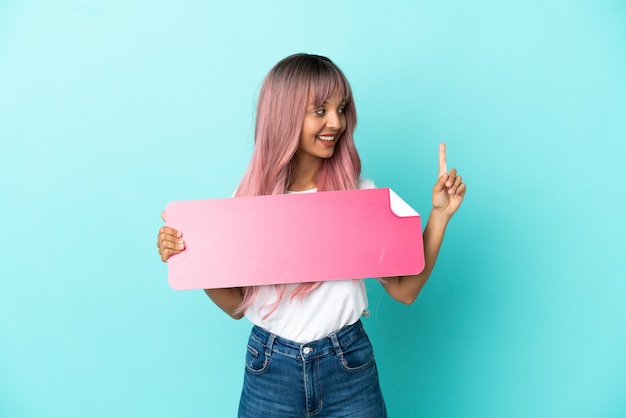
[265, 332, 277, 358]
[330, 332, 343, 357]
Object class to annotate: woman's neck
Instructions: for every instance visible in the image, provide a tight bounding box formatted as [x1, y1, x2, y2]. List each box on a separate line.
[289, 154, 322, 191]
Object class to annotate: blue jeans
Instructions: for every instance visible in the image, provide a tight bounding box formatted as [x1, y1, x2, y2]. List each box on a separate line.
[238, 320, 387, 417]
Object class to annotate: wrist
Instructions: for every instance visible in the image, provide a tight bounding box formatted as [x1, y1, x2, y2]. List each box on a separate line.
[429, 207, 453, 224]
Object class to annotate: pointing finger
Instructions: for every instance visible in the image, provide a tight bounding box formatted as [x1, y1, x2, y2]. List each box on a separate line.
[439, 142, 447, 177]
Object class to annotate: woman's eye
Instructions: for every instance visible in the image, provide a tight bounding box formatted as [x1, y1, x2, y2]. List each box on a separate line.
[316, 108, 325, 115]
[338, 108, 345, 114]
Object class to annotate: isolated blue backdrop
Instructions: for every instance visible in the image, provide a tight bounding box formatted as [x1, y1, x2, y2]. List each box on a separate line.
[1, 1, 625, 417]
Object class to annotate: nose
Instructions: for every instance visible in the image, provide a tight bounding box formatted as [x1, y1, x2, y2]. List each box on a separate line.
[325, 110, 341, 130]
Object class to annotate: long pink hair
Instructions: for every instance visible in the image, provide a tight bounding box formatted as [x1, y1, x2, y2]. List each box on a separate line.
[234, 54, 362, 317]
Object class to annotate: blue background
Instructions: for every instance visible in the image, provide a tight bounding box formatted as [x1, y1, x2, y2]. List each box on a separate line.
[1, 1, 625, 417]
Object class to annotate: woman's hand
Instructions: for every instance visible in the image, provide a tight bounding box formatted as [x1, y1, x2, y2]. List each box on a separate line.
[156, 211, 242, 318]
[156, 211, 185, 262]
[432, 143, 466, 219]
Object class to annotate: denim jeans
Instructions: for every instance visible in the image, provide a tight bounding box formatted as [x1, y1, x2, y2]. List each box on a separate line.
[238, 320, 387, 417]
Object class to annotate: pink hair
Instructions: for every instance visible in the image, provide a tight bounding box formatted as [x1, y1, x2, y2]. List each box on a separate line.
[233, 54, 362, 317]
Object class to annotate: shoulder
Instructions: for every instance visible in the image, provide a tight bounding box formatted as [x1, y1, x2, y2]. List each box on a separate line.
[357, 178, 376, 190]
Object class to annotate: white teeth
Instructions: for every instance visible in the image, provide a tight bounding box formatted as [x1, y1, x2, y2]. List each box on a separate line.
[318, 135, 335, 141]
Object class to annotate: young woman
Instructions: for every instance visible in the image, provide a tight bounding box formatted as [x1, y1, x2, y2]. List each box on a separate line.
[156, 53, 466, 417]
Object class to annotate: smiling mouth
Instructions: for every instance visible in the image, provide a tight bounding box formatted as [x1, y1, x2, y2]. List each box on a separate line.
[317, 135, 335, 142]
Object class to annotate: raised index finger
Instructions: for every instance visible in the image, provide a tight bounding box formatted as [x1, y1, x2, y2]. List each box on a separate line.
[439, 142, 447, 176]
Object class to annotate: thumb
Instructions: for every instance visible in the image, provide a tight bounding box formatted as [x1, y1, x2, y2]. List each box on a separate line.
[433, 172, 448, 193]
[161, 211, 167, 223]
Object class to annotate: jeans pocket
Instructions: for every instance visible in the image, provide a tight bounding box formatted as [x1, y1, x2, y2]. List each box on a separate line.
[245, 340, 270, 375]
[338, 333, 375, 373]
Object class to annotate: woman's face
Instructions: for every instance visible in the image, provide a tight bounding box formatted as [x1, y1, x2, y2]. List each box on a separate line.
[297, 91, 347, 161]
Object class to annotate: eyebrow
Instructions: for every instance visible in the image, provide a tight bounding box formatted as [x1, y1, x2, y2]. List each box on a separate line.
[319, 99, 347, 105]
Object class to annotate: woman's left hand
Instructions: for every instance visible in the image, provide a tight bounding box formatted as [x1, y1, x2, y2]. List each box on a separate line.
[432, 142, 466, 218]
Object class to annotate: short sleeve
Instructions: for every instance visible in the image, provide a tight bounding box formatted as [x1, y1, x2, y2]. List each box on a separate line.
[357, 178, 376, 190]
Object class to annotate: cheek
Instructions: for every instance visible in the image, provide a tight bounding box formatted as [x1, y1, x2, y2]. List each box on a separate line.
[340, 117, 348, 133]
[301, 119, 319, 138]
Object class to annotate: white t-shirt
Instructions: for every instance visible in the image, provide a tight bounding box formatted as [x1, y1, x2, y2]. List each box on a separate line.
[244, 178, 376, 343]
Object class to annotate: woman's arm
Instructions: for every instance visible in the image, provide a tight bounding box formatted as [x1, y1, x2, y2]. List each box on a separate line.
[381, 208, 451, 304]
[381, 143, 466, 304]
[204, 288, 245, 319]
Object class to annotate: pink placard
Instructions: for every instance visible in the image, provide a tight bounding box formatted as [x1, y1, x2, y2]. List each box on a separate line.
[165, 188, 424, 290]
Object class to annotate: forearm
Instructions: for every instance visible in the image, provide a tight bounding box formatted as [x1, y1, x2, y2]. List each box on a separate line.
[382, 208, 451, 304]
[204, 287, 245, 319]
